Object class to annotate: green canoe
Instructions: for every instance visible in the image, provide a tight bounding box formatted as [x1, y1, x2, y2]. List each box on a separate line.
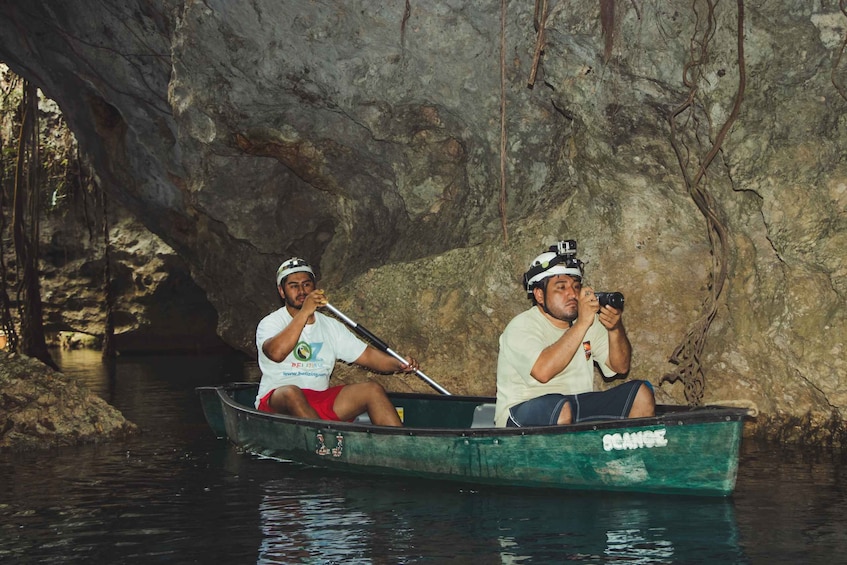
[197, 382, 751, 496]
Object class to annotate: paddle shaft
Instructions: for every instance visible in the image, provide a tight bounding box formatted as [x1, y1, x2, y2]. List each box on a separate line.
[324, 303, 452, 395]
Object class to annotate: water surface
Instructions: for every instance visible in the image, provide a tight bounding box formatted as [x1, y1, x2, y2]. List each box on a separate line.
[1, 350, 845, 563]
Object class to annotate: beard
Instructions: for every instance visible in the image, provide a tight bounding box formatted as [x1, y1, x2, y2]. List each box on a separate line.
[284, 293, 306, 310]
[542, 297, 578, 323]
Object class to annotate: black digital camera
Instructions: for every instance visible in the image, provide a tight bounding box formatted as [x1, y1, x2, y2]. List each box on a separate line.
[595, 291, 624, 311]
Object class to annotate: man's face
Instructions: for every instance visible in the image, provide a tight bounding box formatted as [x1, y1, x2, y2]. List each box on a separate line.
[535, 274, 582, 323]
[279, 271, 315, 310]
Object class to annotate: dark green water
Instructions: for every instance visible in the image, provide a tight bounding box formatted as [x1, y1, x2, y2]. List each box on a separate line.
[1, 350, 845, 564]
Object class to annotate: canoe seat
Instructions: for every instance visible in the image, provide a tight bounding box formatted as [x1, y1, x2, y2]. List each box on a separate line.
[470, 403, 496, 428]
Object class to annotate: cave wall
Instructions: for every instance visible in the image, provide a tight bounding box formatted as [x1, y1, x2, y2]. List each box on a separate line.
[35, 191, 227, 353]
[1, 1, 846, 440]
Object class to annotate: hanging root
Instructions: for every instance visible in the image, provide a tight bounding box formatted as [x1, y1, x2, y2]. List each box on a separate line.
[499, 0, 509, 243]
[600, 0, 616, 62]
[832, 0, 847, 101]
[662, 0, 746, 405]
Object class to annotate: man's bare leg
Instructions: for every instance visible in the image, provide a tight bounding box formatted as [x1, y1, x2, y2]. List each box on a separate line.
[557, 400, 573, 425]
[627, 383, 656, 418]
[334, 382, 402, 426]
[268, 385, 319, 418]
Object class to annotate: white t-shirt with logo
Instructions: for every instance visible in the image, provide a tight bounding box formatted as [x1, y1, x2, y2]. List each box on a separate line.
[254, 308, 368, 407]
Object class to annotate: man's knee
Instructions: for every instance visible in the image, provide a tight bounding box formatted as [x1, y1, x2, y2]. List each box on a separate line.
[556, 399, 573, 425]
[277, 384, 304, 399]
[367, 381, 388, 396]
[271, 385, 305, 411]
[352, 381, 388, 399]
[629, 382, 656, 418]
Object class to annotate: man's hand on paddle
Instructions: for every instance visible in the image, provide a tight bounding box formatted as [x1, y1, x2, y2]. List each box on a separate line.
[302, 289, 328, 316]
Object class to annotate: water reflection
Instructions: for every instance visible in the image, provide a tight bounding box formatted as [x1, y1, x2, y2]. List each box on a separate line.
[51, 347, 116, 398]
[253, 466, 746, 564]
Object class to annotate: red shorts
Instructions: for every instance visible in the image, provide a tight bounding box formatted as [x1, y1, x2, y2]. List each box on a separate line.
[257, 385, 345, 421]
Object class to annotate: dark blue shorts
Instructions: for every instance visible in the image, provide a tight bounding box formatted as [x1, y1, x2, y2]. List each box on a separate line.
[506, 380, 652, 427]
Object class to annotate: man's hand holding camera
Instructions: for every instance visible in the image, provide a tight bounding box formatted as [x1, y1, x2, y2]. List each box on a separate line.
[578, 288, 601, 325]
[581, 288, 624, 332]
[598, 301, 624, 331]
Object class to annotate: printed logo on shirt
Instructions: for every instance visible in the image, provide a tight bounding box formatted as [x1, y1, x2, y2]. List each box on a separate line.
[294, 342, 312, 361]
[294, 341, 323, 362]
[583, 341, 592, 361]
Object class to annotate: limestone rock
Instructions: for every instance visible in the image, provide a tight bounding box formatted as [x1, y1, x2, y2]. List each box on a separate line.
[37, 201, 229, 354]
[0, 351, 138, 451]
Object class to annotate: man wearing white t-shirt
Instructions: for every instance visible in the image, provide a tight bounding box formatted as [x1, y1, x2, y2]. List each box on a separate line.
[255, 258, 417, 426]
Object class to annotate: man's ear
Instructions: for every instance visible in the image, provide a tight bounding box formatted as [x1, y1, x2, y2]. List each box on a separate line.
[532, 286, 545, 305]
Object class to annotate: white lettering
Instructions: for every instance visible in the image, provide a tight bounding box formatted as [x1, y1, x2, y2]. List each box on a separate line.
[603, 428, 668, 451]
[643, 431, 655, 448]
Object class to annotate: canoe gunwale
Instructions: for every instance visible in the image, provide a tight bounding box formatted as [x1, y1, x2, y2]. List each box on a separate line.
[204, 382, 752, 438]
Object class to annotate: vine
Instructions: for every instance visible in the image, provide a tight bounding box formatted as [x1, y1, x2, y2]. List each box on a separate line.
[0, 72, 18, 351]
[100, 176, 116, 360]
[499, 0, 509, 243]
[600, 0, 615, 63]
[833, 0, 847, 101]
[660, 0, 746, 405]
[11, 79, 57, 368]
[528, 0, 550, 87]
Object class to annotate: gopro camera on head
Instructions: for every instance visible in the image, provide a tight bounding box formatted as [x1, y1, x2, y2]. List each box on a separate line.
[551, 240, 577, 257]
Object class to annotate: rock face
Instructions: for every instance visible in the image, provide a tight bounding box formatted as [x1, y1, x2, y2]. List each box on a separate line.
[0, 1, 846, 443]
[36, 196, 229, 354]
[0, 351, 138, 450]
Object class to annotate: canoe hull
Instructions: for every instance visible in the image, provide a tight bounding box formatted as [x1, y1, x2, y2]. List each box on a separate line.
[198, 383, 748, 496]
